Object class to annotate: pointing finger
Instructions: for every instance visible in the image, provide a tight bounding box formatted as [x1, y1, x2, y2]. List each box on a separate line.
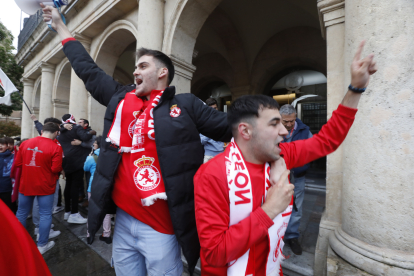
[353, 40, 366, 62]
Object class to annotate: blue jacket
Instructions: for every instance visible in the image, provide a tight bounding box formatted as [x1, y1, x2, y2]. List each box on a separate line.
[0, 150, 14, 193]
[83, 148, 100, 193]
[200, 134, 225, 157]
[282, 118, 312, 177]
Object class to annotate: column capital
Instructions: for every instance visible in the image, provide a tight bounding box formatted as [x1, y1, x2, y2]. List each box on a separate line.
[317, 0, 345, 39]
[170, 56, 196, 81]
[39, 61, 55, 73]
[73, 32, 92, 51]
[21, 77, 35, 86]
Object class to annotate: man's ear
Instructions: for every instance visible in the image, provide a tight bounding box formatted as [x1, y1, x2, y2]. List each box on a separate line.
[41, 130, 44, 135]
[238, 122, 252, 141]
[158, 67, 168, 80]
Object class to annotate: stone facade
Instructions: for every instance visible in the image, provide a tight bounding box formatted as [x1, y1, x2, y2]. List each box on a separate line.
[16, 0, 414, 275]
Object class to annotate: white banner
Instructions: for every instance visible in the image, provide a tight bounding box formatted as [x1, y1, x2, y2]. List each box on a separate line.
[0, 67, 18, 106]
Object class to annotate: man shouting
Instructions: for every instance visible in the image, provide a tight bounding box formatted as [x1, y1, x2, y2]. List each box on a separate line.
[42, 4, 231, 275]
[194, 41, 377, 275]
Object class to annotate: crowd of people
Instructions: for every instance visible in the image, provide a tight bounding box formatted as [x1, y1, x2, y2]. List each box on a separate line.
[0, 4, 378, 276]
[0, 112, 105, 255]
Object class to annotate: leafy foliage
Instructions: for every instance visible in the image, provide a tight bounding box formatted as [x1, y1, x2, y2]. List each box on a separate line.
[0, 20, 23, 116]
[0, 121, 21, 137]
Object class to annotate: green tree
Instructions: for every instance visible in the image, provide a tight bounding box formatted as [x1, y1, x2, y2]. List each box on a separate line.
[0, 20, 23, 116]
[0, 121, 21, 137]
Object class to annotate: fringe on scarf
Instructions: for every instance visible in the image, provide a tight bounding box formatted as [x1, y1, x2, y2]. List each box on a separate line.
[141, 192, 168, 206]
[105, 137, 132, 153]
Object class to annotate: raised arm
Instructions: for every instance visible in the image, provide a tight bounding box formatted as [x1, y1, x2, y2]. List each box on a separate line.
[74, 126, 94, 142]
[279, 41, 377, 170]
[30, 114, 43, 136]
[41, 4, 123, 107]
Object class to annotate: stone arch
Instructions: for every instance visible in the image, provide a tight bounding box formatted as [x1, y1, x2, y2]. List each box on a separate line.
[32, 75, 42, 137]
[53, 58, 71, 119]
[250, 26, 327, 95]
[91, 20, 138, 71]
[162, 0, 223, 63]
[32, 76, 42, 109]
[91, 20, 138, 58]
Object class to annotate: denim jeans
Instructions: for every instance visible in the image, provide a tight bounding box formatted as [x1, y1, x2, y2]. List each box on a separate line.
[112, 208, 183, 276]
[285, 176, 306, 240]
[16, 192, 54, 246]
[32, 180, 59, 228]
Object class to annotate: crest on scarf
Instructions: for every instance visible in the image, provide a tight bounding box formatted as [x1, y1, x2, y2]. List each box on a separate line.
[170, 104, 181, 117]
[128, 111, 141, 138]
[133, 156, 161, 191]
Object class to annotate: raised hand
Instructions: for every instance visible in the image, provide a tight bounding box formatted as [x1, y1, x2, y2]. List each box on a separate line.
[30, 114, 37, 121]
[63, 124, 73, 131]
[40, 3, 72, 40]
[40, 3, 62, 31]
[261, 170, 293, 220]
[351, 41, 378, 89]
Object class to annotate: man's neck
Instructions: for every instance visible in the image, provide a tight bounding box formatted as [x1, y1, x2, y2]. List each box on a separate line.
[144, 84, 167, 100]
[235, 139, 264, 165]
[41, 133, 55, 140]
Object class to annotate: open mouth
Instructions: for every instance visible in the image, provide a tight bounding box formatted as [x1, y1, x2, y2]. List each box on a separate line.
[136, 79, 143, 85]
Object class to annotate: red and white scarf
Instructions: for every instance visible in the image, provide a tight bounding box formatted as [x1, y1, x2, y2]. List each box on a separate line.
[107, 90, 167, 206]
[62, 114, 76, 124]
[226, 139, 292, 276]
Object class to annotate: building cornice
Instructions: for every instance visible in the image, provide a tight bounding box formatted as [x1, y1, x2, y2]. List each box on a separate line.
[170, 56, 197, 81]
[317, 0, 345, 39]
[53, 99, 69, 108]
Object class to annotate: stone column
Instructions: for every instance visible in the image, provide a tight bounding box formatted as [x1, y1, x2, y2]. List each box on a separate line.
[69, 33, 91, 121]
[137, 0, 164, 50]
[170, 56, 196, 94]
[315, 1, 346, 275]
[328, 0, 414, 275]
[39, 62, 55, 123]
[21, 78, 35, 139]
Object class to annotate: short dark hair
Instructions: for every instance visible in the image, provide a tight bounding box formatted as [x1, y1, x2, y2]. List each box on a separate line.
[136, 48, 175, 85]
[4, 137, 14, 145]
[80, 118, 89, 127]
[227, 95, 280, 136]
[95, 135, 102, 149]
[42, 122, 59, 133]
[206, 98, 218, 106]
[0, 138, 6, 145]
[44, 117, 61, 126]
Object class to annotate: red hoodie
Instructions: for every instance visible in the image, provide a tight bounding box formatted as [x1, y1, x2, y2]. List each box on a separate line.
[194, 104, 357, 275]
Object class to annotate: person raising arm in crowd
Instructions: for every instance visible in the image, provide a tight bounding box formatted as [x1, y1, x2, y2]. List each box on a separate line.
[194, 41, 377, 275]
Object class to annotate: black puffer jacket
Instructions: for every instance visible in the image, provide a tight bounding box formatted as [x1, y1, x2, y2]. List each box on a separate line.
[63, 40, 232, 274]
[57, 124, 93, 174]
